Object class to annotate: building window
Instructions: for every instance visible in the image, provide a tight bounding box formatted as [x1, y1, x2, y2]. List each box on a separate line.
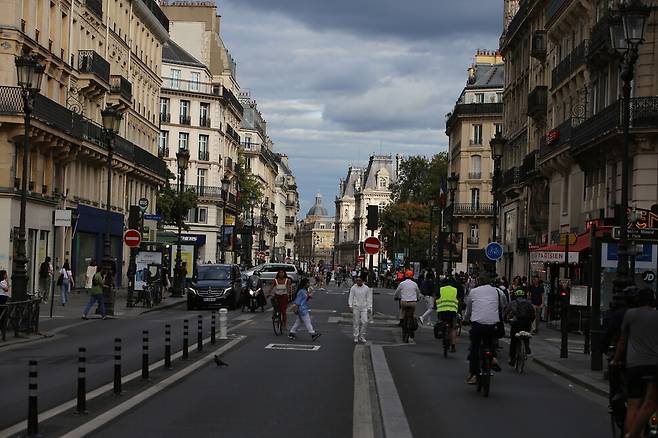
[159, 131, 169, 154]
[198, 134, 209, 161]
[472, 124, 483, 145]
[200, 102, 210, 127]
[171, 69, 181, 89]
[180, 100, 190, 124]
[475, 93, 485, 103]
[471, 188, 480, 207]
[469, 224, 479, 244]
[197, 169, 206, 188]
[471, 155, 481, 179]
[178, 132, 189, 150]
[159, 97, 169, 119]
[197, 207, 207, 224]
[495, 123, 503, 135]
[190, 72, 200, 92]
[245, 157, 251, 169]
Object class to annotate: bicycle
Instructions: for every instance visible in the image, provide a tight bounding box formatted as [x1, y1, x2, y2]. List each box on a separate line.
[433, 320, 450, 358]
[513, 331, 532, 374]
[271, 296, 284, 336]
[401, 305, 416, 343]
[477, 344, 494, 398]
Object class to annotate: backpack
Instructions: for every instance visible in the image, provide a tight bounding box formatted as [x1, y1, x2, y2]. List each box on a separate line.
[39, 262, 49, 279]
[516, 300, 535, 321]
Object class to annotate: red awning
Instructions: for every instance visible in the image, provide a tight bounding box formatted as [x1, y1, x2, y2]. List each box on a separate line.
[531, 232, 591, 253]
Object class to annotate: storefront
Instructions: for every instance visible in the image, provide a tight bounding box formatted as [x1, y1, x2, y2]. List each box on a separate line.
[71, 205, 124, 287]
[156, 232, 206, 278]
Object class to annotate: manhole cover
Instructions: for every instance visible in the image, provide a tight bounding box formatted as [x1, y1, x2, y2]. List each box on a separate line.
[265, 343, 320, 351]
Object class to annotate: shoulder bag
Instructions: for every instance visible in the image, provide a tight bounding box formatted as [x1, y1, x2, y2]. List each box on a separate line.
[495, 289, 506, 339]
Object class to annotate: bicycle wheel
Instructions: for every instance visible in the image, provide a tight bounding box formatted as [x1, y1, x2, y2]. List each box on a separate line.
[482, 372, 491, 397]
[516, 342, 526, 374]
[272, 312, 282, 335]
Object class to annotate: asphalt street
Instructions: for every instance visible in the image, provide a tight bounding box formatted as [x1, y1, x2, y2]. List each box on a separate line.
[1, 283, 611, 437]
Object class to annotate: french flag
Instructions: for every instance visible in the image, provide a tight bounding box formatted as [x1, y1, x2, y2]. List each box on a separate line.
[438, 177, 447, 208]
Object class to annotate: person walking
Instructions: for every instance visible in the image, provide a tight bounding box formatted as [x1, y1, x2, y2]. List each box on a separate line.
[58, 260, 74, 306]
[289, 278, 322, 341]
[419, 270, 437, 325]
[529, 276, 544, 333]
[38, 256, 53, 302]
[0, 270, 10, 305]
[348, 276, 372, 343]
[82, 266, 106, 319]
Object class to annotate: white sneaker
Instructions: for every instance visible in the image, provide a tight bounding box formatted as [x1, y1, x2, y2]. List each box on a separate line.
[354, 337, 359, 343]
[359, 337, 367, 343]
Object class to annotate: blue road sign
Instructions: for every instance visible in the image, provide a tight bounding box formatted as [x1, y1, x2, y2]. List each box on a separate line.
[485, 242, 503, 261]
[143, 214, 163, 221]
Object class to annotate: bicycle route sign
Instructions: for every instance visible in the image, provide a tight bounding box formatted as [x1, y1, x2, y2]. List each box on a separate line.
[485, 242, 504, 261]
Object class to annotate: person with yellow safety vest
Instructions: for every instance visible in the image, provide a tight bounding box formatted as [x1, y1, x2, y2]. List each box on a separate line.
[436, 277, 461, 352]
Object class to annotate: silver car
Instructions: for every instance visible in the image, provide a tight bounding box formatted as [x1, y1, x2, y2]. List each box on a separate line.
[246, 263, 299, 286]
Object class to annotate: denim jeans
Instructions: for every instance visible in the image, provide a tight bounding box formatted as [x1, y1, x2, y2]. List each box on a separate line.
[83, 294, 106, 317]
[469, 322, 497, 375]
[60, 278, 70, 305]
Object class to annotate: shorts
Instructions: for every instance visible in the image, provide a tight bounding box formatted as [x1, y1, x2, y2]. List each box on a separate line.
[438, 311, 457, 329]
[626, 365, 658, 399]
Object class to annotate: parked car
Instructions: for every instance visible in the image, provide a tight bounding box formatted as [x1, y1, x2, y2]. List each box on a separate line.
[244, 263, 300, 286]
[187, 264, 242, 310]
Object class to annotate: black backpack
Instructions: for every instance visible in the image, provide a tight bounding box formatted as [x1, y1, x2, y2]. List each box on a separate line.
[39, 262, 49, 279]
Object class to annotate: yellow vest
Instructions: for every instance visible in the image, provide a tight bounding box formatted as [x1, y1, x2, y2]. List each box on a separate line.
[436, 286, 458, 313]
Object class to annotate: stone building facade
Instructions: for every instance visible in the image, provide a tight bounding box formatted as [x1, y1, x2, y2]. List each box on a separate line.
[296, 194, 334, 268]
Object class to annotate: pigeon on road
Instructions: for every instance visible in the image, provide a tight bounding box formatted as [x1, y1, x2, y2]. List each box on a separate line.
[214, 355, 229, 367]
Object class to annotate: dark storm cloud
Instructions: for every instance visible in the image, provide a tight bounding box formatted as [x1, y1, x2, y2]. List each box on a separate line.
[224, 0, 502, 42]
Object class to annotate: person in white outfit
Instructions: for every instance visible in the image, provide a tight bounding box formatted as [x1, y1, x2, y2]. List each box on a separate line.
[348, 276, 373, 343]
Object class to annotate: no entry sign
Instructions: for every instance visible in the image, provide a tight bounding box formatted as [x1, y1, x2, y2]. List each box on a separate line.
[363, 237, 381, 255]
[124, 229, 142, 248]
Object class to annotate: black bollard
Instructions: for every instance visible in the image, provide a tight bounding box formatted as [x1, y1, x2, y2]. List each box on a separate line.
[114, 338, 122, 395]
[142, 330, 149, 380]
[197, 315, 203, 352]
[165, 324, 172, 369]
[183, 320, 189, 360]
[211, 311, 216, 344]
[77, 347, 87, 414]
[27, 360, 39, 437]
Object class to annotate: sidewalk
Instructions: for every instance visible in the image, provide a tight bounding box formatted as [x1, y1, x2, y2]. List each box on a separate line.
[517, 326, 609, 397]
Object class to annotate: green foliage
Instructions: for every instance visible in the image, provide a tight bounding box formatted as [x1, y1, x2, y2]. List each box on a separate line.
[236, 156, 263, 212]
[156, 170, 198, 230]
[392, 152, 449, 203]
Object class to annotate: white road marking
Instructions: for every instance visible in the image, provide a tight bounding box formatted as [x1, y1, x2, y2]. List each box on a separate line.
[0, 319, 252, 438]
[353, 345, 375, 438]
[328, 316, 342, 323]
[59, 336, 245, 438]
[233, 313, 257, 321]
[264, 343, 320, 351]
[370, 345, 413, 438]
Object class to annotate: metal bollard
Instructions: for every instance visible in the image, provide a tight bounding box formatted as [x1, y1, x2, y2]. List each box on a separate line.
[219, 308, 228, 340]
[27, 360, 39, 437]
[77, 347, 87, 414]
[211, 311, 216, 344]
[165, 324, 172, 369]
[182, 320, 189, 360]
[114, 338, 122, 394]
[142, 330, 149, 380]
[197, 315, 203, 352]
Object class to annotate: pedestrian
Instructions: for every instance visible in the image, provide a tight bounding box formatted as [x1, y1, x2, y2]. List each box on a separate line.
[84, 260, 96, 290]
[0, 270, 10, 305]
[269, 269, 292, 328]
[529, 276, 544, 333]
[58, 260, 74, 306]
[82, 266, 106, 319]
[38, 256, 53, 302]
[419, 270, 437, 325]
[289, 278, 322, 341]
[348, 276, 372, 343]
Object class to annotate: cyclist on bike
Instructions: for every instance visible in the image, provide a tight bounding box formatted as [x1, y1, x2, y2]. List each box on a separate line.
[436, 275, 460, 353]
[463, 271, 506, 384]
[394, 270, 421, 332]
[611, 287, 658, 438]
[504, 288, 535, 367]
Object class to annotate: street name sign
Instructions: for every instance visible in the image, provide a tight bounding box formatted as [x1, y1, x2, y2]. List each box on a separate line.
[124, 229, 142, 248]
[53, 209, 72, 227]
[143, 214, 163, 221]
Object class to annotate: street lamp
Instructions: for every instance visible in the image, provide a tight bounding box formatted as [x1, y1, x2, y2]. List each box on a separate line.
[447, 173, 459, 274]
[609, 0, 650, 299]
[100, 104, 123, 307]
[272, 214, 279, 262]
[220, 176, 230, 263]
[172, 147, 190, 297]
[490, 132, 505, 245]
[12, 52, 44, 302]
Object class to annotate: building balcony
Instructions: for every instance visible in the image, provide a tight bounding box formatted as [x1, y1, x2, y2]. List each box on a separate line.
[199, 117, 211, 128]
[520, 150, 539, 181]
[109, 75, 132, 106]
[445, 103, 503, 132]
[530, 30, 547, 60]
[551, 40, 588, 89]
[527, 86, 548, 120]
[501, 167, 521, 190]
[452, 203, 494, 217]
[285, 233, 295, 241]
[139, 0, 169, 32]
[160, 112, 170, 123]
[77, 50, 110, 92]
[198, 150, 209, 161]
[179, 114, 191, 125]
[467, 237, 480, 246]
[225, 124, 241, 144]
[540, 118, 572, 158]
[587, 15, 614, 67]
[223, 87, 244, 116]
[285, 216, 295, 225]
[161, 77, 215, 94]
[468, 172, 482, 180]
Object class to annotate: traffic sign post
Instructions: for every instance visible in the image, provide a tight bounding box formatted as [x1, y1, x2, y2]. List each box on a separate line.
[485, 242, 503, 261]
[363, 237, 381, 255]
[124, 229, 142, 248]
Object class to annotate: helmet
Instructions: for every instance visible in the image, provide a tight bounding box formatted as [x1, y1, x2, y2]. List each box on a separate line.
[514, 289, 526, 298]
[405, 270, 414, 279]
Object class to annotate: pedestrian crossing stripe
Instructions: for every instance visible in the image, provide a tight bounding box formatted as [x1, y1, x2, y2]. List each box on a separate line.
[265, 343, 321, 351]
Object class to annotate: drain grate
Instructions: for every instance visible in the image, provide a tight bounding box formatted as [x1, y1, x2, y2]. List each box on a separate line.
[265, 343, 321, 351]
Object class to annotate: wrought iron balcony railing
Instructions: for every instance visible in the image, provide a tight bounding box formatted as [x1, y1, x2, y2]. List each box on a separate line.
[109, 75, 132, 101]
[78, 50, 110, 83]
[551, 40, 588, 89]
[452, 203, 494, 216]
[199, 117, 211, 128]
[160, 112, 170, 123]
[223, 87, 244, 116]
[198, 150, 209, 161]
[179, 114, 191, 125]
[527, 86, 548, 120]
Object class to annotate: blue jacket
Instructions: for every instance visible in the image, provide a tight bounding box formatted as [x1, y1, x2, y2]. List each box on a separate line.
[294, 288, 311, 316]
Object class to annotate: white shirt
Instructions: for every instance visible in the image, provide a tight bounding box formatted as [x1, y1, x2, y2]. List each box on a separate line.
[465, 285, 507, 325]
[0, 279, 9, 296]
[395, 279, 421, 302]
[348, 284, 372, 310]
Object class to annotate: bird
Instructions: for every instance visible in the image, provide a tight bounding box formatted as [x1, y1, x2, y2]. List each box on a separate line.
[214, 355, 229, 367]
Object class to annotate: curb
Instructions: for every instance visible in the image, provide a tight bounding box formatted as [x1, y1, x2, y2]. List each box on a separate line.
[532, 356, 608, 398]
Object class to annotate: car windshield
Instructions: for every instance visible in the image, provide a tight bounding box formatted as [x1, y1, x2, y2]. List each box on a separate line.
[197, 266, 231, 281]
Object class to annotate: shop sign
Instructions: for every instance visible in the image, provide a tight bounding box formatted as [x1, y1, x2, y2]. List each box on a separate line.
[529, 251, 579, 264]
[54, 209, 72, 227]
[224, 215, 236, 226]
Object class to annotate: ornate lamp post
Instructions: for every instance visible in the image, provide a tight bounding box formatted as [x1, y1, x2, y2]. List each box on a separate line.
[220, 176, 230, 263]
[172, 148, 190, 297]
[12, 53, 44, 301]
[489, 133, 505, 245]
[272, 214, 279, 262]
[609, 0, 650, 297]
[447, 173, 459, 274]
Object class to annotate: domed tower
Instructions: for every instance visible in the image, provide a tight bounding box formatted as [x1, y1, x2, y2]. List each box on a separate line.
[306, 193, 328, 219]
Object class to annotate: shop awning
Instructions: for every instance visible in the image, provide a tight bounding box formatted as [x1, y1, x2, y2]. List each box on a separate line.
[529, 233, 590, 264]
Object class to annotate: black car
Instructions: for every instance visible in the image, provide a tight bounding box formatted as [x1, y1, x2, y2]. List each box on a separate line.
[187, 264, 242, 310]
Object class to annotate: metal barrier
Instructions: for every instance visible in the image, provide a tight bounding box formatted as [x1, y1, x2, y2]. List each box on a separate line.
[0, 299, 40, 341]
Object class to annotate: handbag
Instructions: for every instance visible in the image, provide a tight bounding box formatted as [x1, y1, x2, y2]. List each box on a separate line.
[494, 289, 506, 339]
[56, 273, 63, 286]
[291, 303, 299, 314]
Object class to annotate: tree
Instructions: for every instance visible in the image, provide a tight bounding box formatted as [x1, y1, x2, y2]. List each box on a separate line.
[391, 152, 449, 203]
[156, 168, 198, 230]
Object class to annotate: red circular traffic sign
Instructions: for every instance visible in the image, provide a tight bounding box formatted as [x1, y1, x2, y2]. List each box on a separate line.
[363, 237, 381, 255]
[124, 229, 142, 248]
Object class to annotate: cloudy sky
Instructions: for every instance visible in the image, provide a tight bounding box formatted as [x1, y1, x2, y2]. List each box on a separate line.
[218, 0, 503, 215]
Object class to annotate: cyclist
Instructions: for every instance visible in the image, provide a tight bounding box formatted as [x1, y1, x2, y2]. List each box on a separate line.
[463, 271, 506, 384]
[436, 275, 460, 353]
[268, 270, 292, 329]
[504, 288, 535, 367]
[394, 270, 421, 332]
[611, 287, 658, 438]
[419, 270, 437, 325]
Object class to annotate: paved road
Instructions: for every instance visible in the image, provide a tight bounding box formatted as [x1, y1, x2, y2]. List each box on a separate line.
[85, 284, 609, 438]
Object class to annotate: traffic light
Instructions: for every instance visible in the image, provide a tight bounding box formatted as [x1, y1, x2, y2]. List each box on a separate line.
[559, 287, 570, 305]
[366, 205, 379, 231]
[128, 205, 141, 230]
